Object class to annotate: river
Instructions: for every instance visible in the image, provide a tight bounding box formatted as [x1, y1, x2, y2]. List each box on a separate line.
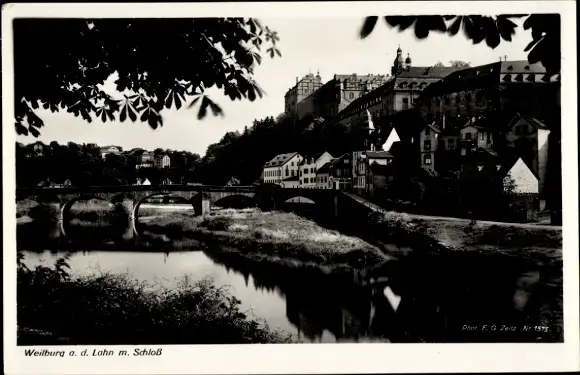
[16, 205, 563, 343]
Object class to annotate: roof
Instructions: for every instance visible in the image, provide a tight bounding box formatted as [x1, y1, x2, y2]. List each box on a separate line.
[397, 66, 459, 79]
[479, 149, 539, 179]
[317, 160, 336, 174]
[263, 152, 300, 168]
[366, 151, 393, 159]
[333, 73, 389, 83]
[424, 122, 442, 133]
[420, 60, 557, 98]
[298, 152, 323, 166]
[507, 113, 549, 130]
[379, 110, 426, 143]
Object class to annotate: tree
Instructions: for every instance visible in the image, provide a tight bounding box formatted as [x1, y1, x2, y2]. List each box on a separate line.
[449, 60, 471, 68]
[14, 18, 282, 137]
[433, 61, 445, 68]
[360, 15, 560, 76]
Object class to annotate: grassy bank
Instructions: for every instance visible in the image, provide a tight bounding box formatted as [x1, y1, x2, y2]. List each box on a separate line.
[17, 254, 295, 345]
[142, 208, 390, 269]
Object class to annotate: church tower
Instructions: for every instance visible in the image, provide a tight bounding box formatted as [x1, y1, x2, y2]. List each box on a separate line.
[391, 46, 411, 76]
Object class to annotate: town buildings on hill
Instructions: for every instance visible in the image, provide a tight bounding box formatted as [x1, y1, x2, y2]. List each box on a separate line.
[265, 48, 561, 223]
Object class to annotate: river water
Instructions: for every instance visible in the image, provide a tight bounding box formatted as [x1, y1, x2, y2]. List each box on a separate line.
[17, 207, 563, 343]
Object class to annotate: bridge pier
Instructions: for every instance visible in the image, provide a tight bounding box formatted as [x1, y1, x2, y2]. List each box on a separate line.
[193, 193, 211, 216]
[119, 200, 135, 241]
[42, 202, 64, 240]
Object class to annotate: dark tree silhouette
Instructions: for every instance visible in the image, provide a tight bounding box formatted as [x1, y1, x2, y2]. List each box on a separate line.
[14, 18, 281, 137]
[360, 14, 560, 75]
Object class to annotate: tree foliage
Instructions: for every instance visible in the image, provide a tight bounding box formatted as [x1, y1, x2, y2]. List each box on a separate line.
[360, 14, 560, 76]
[16, 141, 200, 187]
[14, 18, 282, 136]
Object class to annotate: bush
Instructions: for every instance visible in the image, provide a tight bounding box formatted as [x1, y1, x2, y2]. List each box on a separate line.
[17, 253, 295, 345]
[199, 216, 233, 231]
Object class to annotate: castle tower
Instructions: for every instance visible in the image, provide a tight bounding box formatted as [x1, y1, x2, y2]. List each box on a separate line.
[391, 46, 406, 76]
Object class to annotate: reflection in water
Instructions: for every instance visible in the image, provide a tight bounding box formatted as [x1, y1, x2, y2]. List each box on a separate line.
[18, 218, 561, 343]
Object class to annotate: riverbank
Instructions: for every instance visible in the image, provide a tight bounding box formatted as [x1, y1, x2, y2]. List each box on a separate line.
[141, 208, 391, 270]
[17, 255, 295, 345]
[373, 211, 562, 260]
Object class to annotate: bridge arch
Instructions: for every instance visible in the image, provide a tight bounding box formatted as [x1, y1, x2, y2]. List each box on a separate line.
[213, 194, 257, 209]
[60, 196, 116, 238]
[132, 192, 198, 238]
[283, 196, 316, 205]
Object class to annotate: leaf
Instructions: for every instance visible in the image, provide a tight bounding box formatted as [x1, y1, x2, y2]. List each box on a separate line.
[29, 126, 40, 137]
[484, 18, 501, 49]
[274, 48, 281, 57]
[360, 16, 378, 39]
[15, 123, 28, 136]
[128, 104, 137, 121]
[188, 95, 202, 109]
[414, 16, 447, 39]
[198, 96, 210, 120]
[448, 17, 462, 36]
[496, 16, 517, 42]
[174, 93, 183, 110]
[120, 105, 127, 122]
[207, 98, 224, 117]
[524, 37, 542, 52]
[385, 16, 416, 31]
[165, 90, 174, 109]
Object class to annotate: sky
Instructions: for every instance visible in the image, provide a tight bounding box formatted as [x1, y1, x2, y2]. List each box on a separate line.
[16, 17, 532, 156]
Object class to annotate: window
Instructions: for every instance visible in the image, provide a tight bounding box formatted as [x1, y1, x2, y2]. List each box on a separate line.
[448, 139, 455, 149]
[299, 170, 302, 176]
[310, 177, 314, 183]
[349, 92, 354, 99]
[423, 140, 431, 151]
[291, 162, 294, 166]
[425, 127, 430, 135]
[286, 169, 289, 177]
[479, 133, 485, 141]
[337, 170, 341, 177]
[465, 132, 472, 140]
[402, 97, 409, 110]
[310, 167, 314, 173]
[423, 154, 432, 165]
[291, 170, 295, 176]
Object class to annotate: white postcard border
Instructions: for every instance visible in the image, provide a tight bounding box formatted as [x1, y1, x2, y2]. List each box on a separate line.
[3, 1, 578, 374]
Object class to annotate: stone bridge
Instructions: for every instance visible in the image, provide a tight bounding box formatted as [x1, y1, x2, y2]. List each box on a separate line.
[16, 184, 369, 240]
[16, 185, 258, 237]
[258, 186, 342, 217]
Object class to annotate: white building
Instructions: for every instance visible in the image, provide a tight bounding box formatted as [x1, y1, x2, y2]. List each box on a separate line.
[154, 154, 171, 169]
[298, 152, 334, 188]
[262, 152, 303, 185]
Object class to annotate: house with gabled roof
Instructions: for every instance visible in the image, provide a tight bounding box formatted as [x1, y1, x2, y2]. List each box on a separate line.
[315, 159, 336, 189]
[298, 151, 334, 189]
[262, 152, 303, 186]
[504, 113, 551, 204]
[419, 122, 442, 170]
